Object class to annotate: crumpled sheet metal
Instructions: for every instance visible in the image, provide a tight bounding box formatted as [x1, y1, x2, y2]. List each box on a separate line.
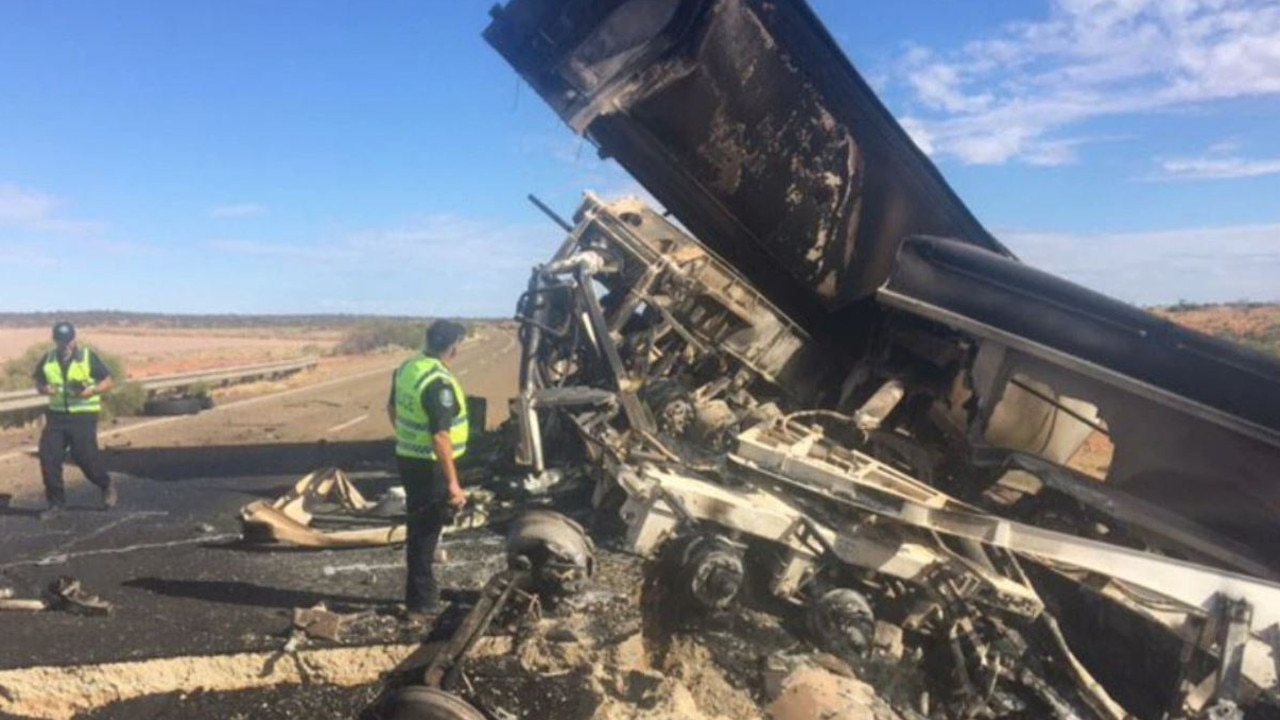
[239, 467, 489, 549]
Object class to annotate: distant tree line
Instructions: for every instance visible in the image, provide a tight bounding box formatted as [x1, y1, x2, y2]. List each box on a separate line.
[333, 319, 495, 355]
[1154, 302, 1280, 359]
[1161, 300, 1278, 314]
[0, 311, 508, 329]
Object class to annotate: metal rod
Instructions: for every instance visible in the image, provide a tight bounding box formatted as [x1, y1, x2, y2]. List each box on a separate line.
[528, 194, 573, 232]
[1009, 377, 1111, 437]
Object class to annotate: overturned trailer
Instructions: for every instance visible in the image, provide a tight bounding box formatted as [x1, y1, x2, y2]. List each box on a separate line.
[484, 1, 1280, 719]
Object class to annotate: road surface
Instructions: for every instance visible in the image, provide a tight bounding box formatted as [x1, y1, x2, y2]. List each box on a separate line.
[0, 330, 520, 677]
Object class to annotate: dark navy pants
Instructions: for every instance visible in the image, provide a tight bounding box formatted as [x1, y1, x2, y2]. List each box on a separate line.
[39, 412, 111, 507]
[396, 455, 452, 611]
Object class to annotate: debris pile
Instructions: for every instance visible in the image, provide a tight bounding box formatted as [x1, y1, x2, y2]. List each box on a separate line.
[240, 467, 495, 549]
[487, 192, 1280, 719]
[369, 515, 911, 720]
[0, 576, 111, 616]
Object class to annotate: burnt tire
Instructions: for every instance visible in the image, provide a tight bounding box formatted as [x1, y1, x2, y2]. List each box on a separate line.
[382, 687, 485, 720]
[143, 396, 212, 416]
[807, 588, 875, 661]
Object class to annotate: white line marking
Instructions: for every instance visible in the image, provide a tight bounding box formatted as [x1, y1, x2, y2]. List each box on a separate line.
[0, 533, 240, 570]
[325, 413, 369, 435]
[322, 562, 399, 577]
[57, 511, 170, 552]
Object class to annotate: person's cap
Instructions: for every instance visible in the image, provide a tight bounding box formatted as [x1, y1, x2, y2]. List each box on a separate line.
[51, 321, 76, 344]
[426, 320, 467, 353]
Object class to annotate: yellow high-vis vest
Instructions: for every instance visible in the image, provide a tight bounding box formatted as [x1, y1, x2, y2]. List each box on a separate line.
[41, 348, 102, 414]
[393, 355, 468, 460]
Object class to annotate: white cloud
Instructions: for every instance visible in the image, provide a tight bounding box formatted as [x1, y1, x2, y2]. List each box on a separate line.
[345, 215, 551, 272]
[0, 183, 58, 224]
[906, 57, 994, 114]
[207, 214, 562, 316]
[1003, 222, 1280, 304]
[207, 239, 350, 261]
[0, 182, 106, 234]
[0, 245, 57, 268]
[899, 117, 937, 156]
[897, 0, 1280, 165]
[1161, 156, 1280, 179]
[1157, 142, 1280, 179]
[210, 203, 268, 219]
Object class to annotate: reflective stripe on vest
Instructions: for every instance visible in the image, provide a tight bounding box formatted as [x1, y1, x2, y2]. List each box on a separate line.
[42, 348, 102, 414]
[393, 355, 468, 460]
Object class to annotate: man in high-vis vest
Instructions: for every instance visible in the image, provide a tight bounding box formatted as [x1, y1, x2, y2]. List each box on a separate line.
[387, 320, 470, 620]
[31, 321, 117, 520]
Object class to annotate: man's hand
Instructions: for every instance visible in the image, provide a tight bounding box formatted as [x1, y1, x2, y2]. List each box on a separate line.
[448, 485, 467, 509]
[78, 383, 97, 398]
[42, 385, 59, 396]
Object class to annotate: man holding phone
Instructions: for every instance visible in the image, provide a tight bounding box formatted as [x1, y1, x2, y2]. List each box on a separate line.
[32, 321, 116, 520]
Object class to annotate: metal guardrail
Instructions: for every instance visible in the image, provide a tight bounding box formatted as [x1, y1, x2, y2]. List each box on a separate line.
[0, 356, 320, 416]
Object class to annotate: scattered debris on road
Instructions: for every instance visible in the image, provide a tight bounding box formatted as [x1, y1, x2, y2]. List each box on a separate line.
[240, 467, 494, 549]
[291, 602, 370, 643]
[48, 576, 113, 616]
[0, 576, 111, 616]
[141, 393, 214, 418]
[0, 597, 46, 612]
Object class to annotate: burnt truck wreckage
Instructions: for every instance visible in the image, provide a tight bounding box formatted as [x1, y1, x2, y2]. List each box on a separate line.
[479, 1, 1280, 719]
[501, 194, 1280, 719]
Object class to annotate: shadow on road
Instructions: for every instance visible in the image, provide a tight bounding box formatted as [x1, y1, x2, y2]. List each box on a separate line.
[0, 502, 114, 517]
[124, 577, 387, 610]
[103, 439, 395, 482]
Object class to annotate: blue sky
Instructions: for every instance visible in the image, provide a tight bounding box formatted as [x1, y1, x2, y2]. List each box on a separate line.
[1, 0, 1278, 316]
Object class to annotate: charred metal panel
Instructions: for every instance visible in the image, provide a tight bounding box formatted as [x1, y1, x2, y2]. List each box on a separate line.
[880, 236, 1280, 442]
[881, 236, 1280, 553]
[486, 0, 1008, 324]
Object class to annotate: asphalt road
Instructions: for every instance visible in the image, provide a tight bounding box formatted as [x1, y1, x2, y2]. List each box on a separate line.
[0, 331, 520, 672]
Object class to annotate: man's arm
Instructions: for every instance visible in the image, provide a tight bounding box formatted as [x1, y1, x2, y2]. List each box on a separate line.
[85, 350, 114, 397]
[88, 377, 114, 397]
[31, 357, 52, 395]
[386, 370, 398, 427]
[432, 430, 465, 509]
[423, 379, 466, 508]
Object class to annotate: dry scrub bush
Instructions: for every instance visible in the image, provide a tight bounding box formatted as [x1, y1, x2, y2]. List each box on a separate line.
[334, 321, 425, 355]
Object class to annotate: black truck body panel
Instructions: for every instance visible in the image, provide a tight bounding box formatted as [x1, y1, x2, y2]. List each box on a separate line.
[485, 0, 1008, 326]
